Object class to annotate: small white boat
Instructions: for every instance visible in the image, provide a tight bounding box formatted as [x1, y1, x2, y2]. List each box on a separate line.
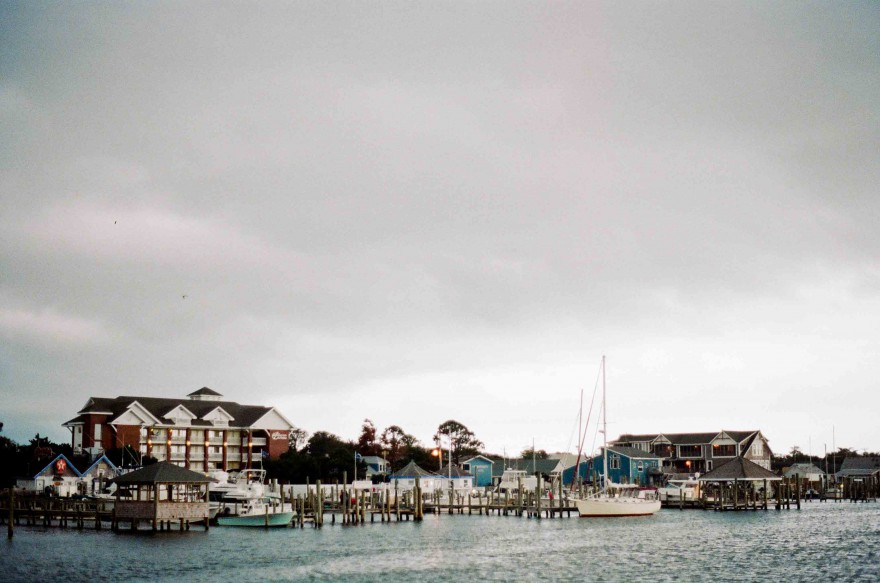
[216, 497, 294, 527]
[657, 479, 700, 503]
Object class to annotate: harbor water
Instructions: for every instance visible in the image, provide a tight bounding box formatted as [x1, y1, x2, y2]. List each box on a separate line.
[2, 502, 878, 582]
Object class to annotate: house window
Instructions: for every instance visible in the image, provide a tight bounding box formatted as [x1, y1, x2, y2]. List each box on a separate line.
[712, 444, 736, 457]
[610, 455, 620, 470]
[679, 445, 701, 458]
[637, 463, 644, 473]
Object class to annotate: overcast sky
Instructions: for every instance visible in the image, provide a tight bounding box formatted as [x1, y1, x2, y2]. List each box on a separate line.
[2, 2, 878, 458]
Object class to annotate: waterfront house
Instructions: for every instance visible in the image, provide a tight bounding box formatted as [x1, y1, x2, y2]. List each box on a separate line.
[782, 463, 825, 489]
[569, 446, 663, 487]
[361, 455, 390, 479]
[80, 454, 119, 495]
[16, 453, 82, 496]
[437, 463, 474, 491]
[836, 456, 880, 481]
[62, 387, 296, 472]
[461, 455, 494, 488]
[612, 430, 773, 474]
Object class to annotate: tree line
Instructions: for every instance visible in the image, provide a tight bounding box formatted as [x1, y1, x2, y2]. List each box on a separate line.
[265, 418, 485, 484]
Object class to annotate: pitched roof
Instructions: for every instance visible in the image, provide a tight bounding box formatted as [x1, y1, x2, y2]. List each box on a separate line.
[82, 454, 119, 477]
[698, 457, 779, 482]
[839, 456, 880, 471]
[188, 387, 223, 397]
[389, 461, 438, 479]
[34, 453, 82, 479]
[74, 393, 281, 428]
[438, 464, 472, 478]
[615, 430, 761, 446]
[782, 463, 824, 477]
[112, 461, 214, 484]
[836, 457, 880, 477]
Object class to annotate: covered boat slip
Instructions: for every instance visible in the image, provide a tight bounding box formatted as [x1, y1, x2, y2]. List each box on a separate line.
[697, 456, 781, 511]
[110, 462, 213, 532]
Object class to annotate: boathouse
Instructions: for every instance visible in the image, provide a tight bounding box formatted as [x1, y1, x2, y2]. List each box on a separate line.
[80, 454, 119, 496]
[462, 455, 494, 488]
[16, 453, 83, 497]
[437, 463, 474, 491]
[111, 461, 213, 531]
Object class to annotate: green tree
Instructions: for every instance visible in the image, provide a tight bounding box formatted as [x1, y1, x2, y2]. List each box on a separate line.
[521, 447, 549, 460]
[356, 419, 380, 456]
[288, 426, 309, 452]
[380, 425, 423, 472]
[433, 420, 484, 465]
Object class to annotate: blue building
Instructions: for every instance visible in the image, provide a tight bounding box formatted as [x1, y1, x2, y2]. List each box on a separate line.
[462, 455, 494, 488]
[566, 446, 662, 487]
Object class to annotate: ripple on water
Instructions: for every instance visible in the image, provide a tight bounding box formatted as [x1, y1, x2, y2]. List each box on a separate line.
[1, 501, 878, 582]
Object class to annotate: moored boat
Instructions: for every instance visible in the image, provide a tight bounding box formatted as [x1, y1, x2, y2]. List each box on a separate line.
[575, 356, 661, 518]
[216, 497, 294, 527]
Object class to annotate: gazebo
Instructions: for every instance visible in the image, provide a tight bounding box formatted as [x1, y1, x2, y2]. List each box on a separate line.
[698, 456, 781, 510]
[111, 462, 214, 531]
[389, 461, 441, 491]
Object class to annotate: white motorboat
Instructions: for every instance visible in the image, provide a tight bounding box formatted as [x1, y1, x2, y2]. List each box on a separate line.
[216, 497, 294, 527]
[657, 479, 701, 503]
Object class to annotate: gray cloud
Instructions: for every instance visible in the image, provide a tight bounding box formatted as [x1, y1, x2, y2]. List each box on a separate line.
[1, 2, 878, 455]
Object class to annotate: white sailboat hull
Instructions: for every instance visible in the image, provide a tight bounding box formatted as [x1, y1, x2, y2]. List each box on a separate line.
[575, 496, 661, 517]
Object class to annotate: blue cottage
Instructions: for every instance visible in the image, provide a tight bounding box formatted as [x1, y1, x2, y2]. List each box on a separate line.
[567, 446, 662, 487]
[462, 455, 494, 488]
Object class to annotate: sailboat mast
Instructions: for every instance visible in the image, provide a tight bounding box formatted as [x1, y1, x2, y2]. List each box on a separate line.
[602, 355, 607, 493]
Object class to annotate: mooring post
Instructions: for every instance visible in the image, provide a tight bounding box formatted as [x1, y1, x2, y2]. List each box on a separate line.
[7, 488, 13, 539]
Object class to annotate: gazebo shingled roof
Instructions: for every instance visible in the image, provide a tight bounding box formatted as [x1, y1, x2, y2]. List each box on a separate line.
[698, 457, 780, 482]
[112, 461, 215, 485]
[390, 460, 438, 479]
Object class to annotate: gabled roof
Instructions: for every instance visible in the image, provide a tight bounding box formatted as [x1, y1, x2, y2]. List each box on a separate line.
[35, 454, 82, 479]
[82, 454, 119, 476]
[71, 392, 288, 430]
[462, 455, 494, 465]
[836, 457, 880, 477]
[112, 461, 214, 485]
[782, 463, 824, 477]
[839, 456, 880, 471]
[361, 456, 388, 464]
[698, 457, 780, 482]
[438, 464, 472, 478]
[389, 461, 438, 479]
[615, 430, 762, 447]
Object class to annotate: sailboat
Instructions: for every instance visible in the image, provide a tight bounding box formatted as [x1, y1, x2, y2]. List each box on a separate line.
[574, 356, 661, 518]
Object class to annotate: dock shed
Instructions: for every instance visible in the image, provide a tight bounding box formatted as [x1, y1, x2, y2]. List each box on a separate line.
[111, 461, 214, 531]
